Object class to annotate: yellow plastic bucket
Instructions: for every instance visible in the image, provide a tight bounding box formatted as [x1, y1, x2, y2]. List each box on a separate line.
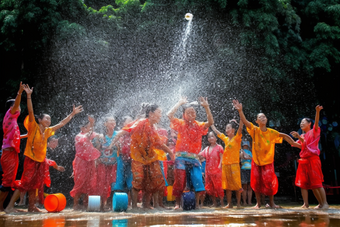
[167, 186, 176, 201]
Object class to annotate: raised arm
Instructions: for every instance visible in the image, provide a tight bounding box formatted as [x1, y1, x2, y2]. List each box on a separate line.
[236, 119, 243, 135]
[51, 104, 83, 131]
[10, 82, 25, 114]
[232, 100, 252, 129]
[210, 125, 222, 136]
[279, 133, 302, 149]
[167, 97, 188, 121]
[23, 84, 35, 122]
[200, 97, 214, 129]
[314, 105, 323, 131]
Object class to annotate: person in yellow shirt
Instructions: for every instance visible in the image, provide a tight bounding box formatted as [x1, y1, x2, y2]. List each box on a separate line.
[232, 99, 296, 209]
[5, 84, 83, 213]
[211, 119, 244, 208]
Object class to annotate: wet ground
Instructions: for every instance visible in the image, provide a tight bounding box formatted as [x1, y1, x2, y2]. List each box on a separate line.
[1, 204, 340, 227]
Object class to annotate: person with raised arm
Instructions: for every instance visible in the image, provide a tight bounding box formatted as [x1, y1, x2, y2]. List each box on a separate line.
[108, 103, 174, 210]
[0, 82, 25, 211]
[232, 99, 296, 209]
[5, 84, 83, 213]
[290, 105, 329, 209]
[167, 96, 214, 210]
[211, 119, 244, 208]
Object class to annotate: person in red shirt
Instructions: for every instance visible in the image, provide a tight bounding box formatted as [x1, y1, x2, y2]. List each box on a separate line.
[167, 96, 214, 209]
[0, 82, 25, 211]
[290, 105, 329, 209]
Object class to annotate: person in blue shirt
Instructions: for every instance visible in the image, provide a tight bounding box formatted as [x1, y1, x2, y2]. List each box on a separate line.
[240, 140, 253, 206]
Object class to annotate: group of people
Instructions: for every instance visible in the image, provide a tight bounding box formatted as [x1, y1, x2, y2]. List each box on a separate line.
[0, 81, 329, 213]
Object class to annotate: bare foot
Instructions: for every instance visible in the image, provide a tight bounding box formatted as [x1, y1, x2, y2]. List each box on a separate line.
[253, 203, 261, 209]
[301, 204, 309, 208]
[173, 205, 181, 210]
[237, 204, 242, 209]
[316, 204, 329, 210]
[268, 203, 282, 209]
[224, 204, 233, 208]
[4, 207, 21, 213]
[28, 206, 43, 213]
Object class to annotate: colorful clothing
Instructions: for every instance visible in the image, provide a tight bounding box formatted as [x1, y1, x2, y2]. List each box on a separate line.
[241, 149, 252, 170]
[131, 160, 164, 193]
[295, 156, 323, 189]
[295, 126, 323, 189]
[70, 132, 101, 197]
[0, 148, 19, 190]
[170, 118, 208, 154]
[222, 163, 242, 191]
[2, 109, 20, 153]
[122, 119, 166, 192]
[218, 133, 242, 165]
[247, 123, 282, 166]
[37, 159, 56, 204]
[23, 116, 55, 162]
[250, 161, 278, 196]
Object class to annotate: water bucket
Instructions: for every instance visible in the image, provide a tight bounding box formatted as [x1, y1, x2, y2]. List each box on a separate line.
[167, 186, 176, 201]
[88, 195, 101, 212]
[182, 191, 195, 210]
[44, 193, 66, 212]
[112, 192, 128, 212]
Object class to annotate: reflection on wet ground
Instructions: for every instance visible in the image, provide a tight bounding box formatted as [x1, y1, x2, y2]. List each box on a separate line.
[1, 205, 340, 227]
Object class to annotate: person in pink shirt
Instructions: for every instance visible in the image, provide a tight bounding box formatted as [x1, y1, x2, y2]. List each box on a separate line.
[199, 132, 224, 207]
[290, 105, 329, 209]
[70, 116, 101, 210]
[0, 82, 25, 211]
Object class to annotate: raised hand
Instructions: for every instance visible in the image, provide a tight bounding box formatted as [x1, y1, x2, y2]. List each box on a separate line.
[72, 104, 83, 115]
[18, 81, 25, 94]
[23, 84, 34, 96]
[232, 99, 242, 111]
[316, 105, 323, 112]
[88, 115, 95, 124]
[178, 96, 188, 105]
[199, 97, 209, 108]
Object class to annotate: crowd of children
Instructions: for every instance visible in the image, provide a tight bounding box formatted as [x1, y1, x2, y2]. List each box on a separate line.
[0, 82, 329, 213]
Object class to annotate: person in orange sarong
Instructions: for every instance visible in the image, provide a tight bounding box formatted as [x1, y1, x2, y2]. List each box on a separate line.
[5, 84, 83, 213]
[108, 103, 174, 210]
[233, 99, 298, 209]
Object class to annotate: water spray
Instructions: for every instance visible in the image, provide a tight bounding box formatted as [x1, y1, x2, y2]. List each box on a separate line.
[185, 13, 193, 21]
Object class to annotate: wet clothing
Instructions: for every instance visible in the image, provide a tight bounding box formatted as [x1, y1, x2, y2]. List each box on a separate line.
[241, 169, 251, 184]
[247, 123, 282, 166]
[0, 148, 19, 189]
[70, 132, 101, 197]
[199, 145, 224, 197]
[222, 163, 242, 191]
[294, 126, 323, 189]
[2, 109, 20, 153]
[218, 133, 242, 165]
[37, 159, 56, 204]
[23, 116, 55, 162]
[122, 119, 166, 192]
[240, 149, 252, 170]
[295, 156, 324, 189]
[250, 161, 278, 196]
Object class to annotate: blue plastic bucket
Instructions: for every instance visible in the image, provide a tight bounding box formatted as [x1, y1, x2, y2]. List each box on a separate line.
[182, 191, 195, 210]
[88, 195, 101, 212]
[113, 192, 128, 212]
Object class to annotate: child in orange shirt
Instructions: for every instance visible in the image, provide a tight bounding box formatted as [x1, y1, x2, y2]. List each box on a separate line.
[233, 99, 295, 209]
[211, 119, 244, 208]
[5, 84, 83, 213]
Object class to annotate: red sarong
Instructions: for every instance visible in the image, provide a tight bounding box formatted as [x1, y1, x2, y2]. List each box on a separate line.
[250, 161, 278, 196]
[295, 155, 324, 189]
[14, 157, 50, 192]
[70, 156, 97, 197]
[0, 148, 19, 188]
[96, 163, 117, 199]
[205, 172, 224, 197]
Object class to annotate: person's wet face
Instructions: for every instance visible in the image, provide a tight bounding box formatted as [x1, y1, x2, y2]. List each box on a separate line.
[105, 118, 116, 130]
[207, 132, 217, 145]
[39, 114, 51, 127]
[300, 118, 311, 131]
[256, 113, 267, 126]
[149, 108, 162, 124]
[184, 107, 196, 122]
[225, 124, 235, 136]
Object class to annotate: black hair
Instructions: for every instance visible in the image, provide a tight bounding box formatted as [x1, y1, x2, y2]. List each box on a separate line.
[79, 119, 90, 128]
[227, 121, 238, 130]
[34, 113, 48, 124]
[182, 103, 198, 115]
[5, 99, 15, 110]
[302, 117, 314, 128]
[139, 103, 159, 118]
